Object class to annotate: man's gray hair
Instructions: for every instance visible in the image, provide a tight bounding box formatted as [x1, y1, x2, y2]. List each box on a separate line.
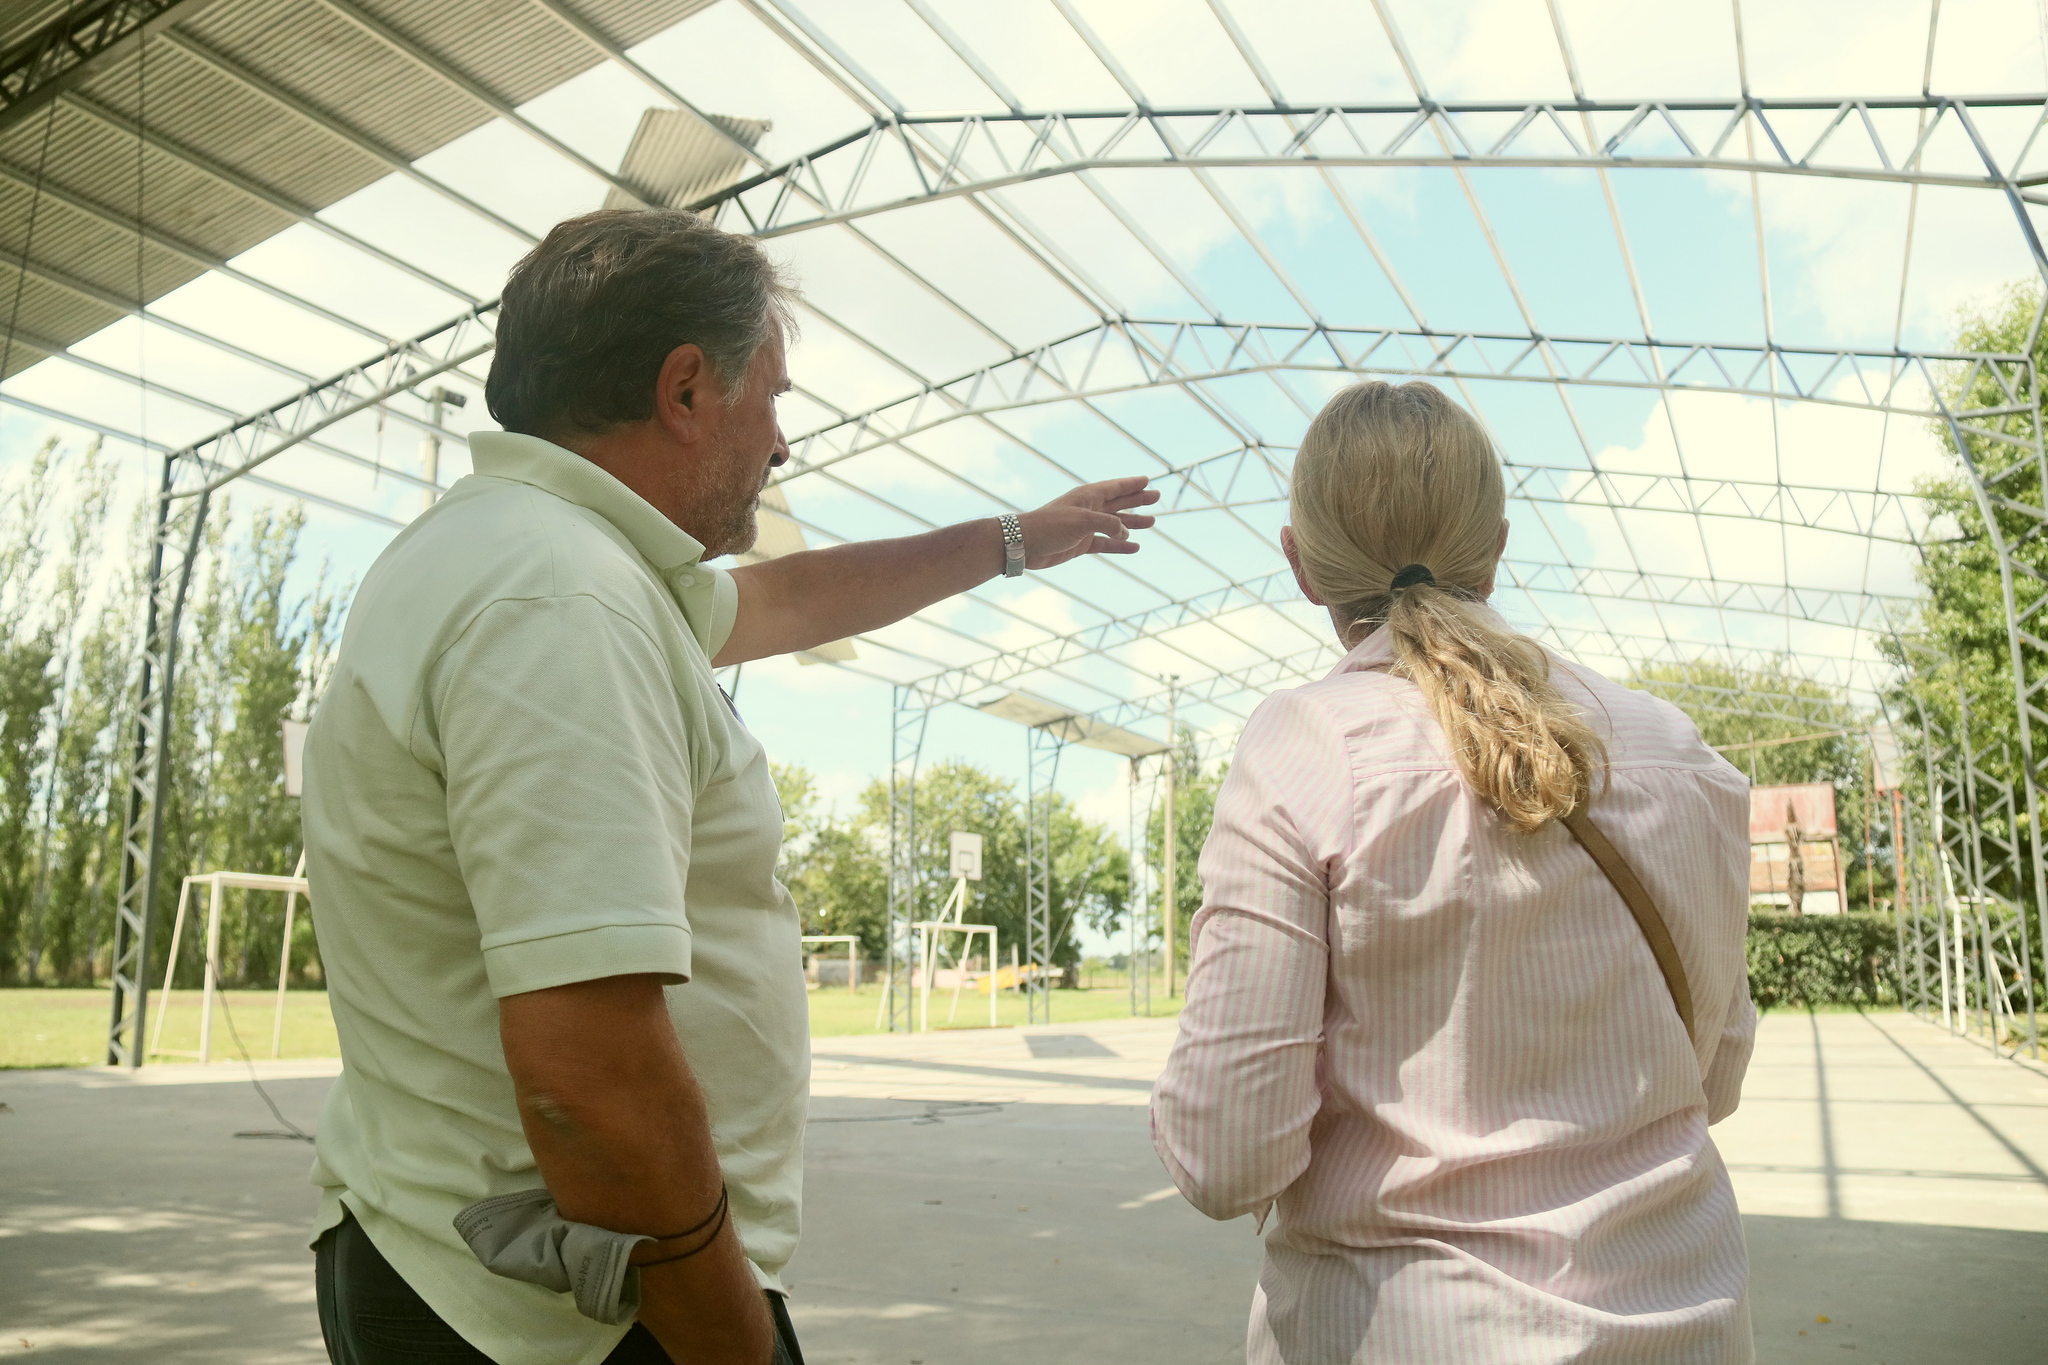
[485, 209, 797, 436]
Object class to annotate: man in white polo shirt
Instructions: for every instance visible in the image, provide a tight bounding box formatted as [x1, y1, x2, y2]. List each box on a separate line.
[302, 208, 1157, 1365]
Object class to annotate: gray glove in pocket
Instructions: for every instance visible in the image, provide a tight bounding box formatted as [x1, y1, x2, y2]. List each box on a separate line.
[454, 1189, 652, 1326]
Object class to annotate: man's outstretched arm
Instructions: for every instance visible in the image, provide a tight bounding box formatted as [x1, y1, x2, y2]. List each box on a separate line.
[500, 974, 774, 1365]
[715, 476, 1158, 666]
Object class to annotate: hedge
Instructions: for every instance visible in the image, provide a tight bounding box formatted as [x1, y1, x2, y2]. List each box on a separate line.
[1745, 912, 1898, 1009]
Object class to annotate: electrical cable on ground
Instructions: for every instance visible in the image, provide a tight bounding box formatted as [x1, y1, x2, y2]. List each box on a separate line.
[213, 975, 317, 1143]
[809, 1101, 1002, 1125]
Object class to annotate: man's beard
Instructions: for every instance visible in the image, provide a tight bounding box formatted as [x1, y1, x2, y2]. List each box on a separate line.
[712, 495, 759, 559]
[686, 432, 765, 559]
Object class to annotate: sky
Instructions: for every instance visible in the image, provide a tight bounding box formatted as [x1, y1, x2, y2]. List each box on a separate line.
[3, 0, 2046, 952]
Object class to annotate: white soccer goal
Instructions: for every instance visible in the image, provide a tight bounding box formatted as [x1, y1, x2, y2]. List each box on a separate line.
[148, 857, 310, 1063]
[801, 934, 861, 992]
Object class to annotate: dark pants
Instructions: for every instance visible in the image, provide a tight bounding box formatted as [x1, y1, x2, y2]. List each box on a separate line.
[316, 1210, 804, 1365]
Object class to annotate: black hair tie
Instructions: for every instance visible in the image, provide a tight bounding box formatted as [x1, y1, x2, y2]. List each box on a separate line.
[1390, 563, 1435, 590]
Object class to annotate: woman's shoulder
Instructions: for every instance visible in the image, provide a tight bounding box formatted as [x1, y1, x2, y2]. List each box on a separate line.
[1251, 666, 1453, 773]
[1548, 654, 1735, 773]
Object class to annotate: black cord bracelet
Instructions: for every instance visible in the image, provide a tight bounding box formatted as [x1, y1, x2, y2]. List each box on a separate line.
[636, 1195, 729, 1269]
[646, 1187, 729, 1246]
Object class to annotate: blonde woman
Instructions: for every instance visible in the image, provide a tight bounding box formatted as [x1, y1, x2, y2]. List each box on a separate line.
[1152, 381, 1755, 1365]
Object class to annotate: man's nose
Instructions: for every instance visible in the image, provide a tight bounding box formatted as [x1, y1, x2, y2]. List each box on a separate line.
[768, 424, 790, 468]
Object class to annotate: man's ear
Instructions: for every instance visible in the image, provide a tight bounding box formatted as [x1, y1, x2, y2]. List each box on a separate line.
[1282, 526, 1326, 606]
[652, 343, 711, 443]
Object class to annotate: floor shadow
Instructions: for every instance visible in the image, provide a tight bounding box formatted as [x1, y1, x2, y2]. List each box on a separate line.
[1023, 1034, 1120, 1059]
[1745, 1214, 2046, 1364]
[0, 1072, 333, 1363]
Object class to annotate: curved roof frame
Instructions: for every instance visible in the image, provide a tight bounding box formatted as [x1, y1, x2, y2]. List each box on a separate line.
[71, 0, 2038, 762]
[699, 0, 2038, 750]
[16, 0, 2035, 1060]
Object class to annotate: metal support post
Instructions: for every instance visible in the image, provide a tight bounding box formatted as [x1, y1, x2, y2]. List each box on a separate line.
[881, 687, 929, 1033]
[1936, 355, 2047, 1059]
[1126, 752, 1165, 1018]
[106, 455, 211, 1066]
[1162, 679, 1178, 997]
[1024, 724, 1063, 1024]
[1127, 755, 1144, 1017]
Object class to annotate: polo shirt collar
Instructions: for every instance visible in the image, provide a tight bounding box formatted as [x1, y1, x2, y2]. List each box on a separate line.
[468, 431, 710, 574]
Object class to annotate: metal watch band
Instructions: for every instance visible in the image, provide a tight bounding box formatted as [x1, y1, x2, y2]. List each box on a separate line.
[999, 512, 1026, 577]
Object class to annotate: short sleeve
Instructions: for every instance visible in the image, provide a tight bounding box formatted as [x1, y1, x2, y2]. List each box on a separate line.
[430, 595, 696, 997]
[703, 567, 738, 659]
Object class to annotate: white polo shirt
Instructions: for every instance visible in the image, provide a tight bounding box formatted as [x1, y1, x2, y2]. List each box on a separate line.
[303, 432, 809, 1365]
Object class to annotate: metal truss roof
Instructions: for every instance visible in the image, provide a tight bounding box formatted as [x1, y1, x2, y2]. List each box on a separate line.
[7, 0, 2046, 755]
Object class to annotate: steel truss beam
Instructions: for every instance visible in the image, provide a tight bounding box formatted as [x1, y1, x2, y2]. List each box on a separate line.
[1159, 445, 1932, 545]
[882, 688, 927, 1034]
[693, 97, 2048, 239]
[1024, 727, 1061, 1023]
[1125, 750, 1161, 1014]
[0, 0, 205, 134]
[895, 558, 1911, 711]
[1919, 382, 2046, 1059]
[153, 302, 1975, 534]
[943, 641, 1871, 760]
[1895, 672, 2043, 1061]
[781, 319, 2022, 480]
[106, 457, 208, 1064]
[1878, 358, 2048, 1065]
[1503, 464, 1929, 546]
[163, 303, 496, 500]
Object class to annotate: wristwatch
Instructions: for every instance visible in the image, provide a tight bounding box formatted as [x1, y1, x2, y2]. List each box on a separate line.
[999, 513, 1026, 577]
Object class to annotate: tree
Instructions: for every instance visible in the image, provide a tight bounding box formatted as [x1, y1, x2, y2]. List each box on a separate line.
[1893, 285, 2044, 772]
[0, 440, 60, 982]
[1631, 661, 1878, 910]
[0, 445, 347, 989]
[772, 762, 891, 959]
[863, 761, 1030, 967]
[771, 758, 1128, 971]
[26, 439, 117, 983]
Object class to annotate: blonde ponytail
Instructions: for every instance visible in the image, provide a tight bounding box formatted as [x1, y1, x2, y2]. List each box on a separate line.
[1289, 381, 1606, 832]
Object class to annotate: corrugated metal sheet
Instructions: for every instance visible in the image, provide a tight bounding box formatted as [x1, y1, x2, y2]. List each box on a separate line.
[603, 106, 765, 210]
[0, 0, 722, 380]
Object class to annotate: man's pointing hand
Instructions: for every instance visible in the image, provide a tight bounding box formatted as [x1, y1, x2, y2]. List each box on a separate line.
[1019, 476, 1161, 571]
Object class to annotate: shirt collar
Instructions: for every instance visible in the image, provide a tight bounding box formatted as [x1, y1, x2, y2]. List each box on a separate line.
[1325, 599, 1514, 678]
[467, 431, 709, 574]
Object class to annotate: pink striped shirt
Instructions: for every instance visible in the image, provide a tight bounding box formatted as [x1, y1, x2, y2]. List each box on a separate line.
[1152, 613, 1757, 1364]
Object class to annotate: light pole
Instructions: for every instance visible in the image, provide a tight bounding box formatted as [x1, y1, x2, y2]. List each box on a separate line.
[418, 386, 466, 512]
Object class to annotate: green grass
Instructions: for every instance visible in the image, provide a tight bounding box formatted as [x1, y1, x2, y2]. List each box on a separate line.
[804, 980, 1183, 1036]
[1, 987, 342, 1069]
[2, 980, 1183, 1068]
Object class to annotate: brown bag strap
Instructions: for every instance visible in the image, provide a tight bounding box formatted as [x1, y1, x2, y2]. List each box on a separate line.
[1559, 807, 1697, 1042]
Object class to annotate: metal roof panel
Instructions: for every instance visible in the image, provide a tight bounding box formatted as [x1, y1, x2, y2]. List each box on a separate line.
[1, 0, 718, 378]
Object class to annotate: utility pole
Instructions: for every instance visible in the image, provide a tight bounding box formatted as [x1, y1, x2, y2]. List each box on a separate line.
[419, 386, 466, 513]
[1163, 677, 1178, 997]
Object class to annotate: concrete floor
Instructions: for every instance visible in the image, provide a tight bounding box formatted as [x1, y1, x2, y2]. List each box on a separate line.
[1, 1010, 2042, 1364]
